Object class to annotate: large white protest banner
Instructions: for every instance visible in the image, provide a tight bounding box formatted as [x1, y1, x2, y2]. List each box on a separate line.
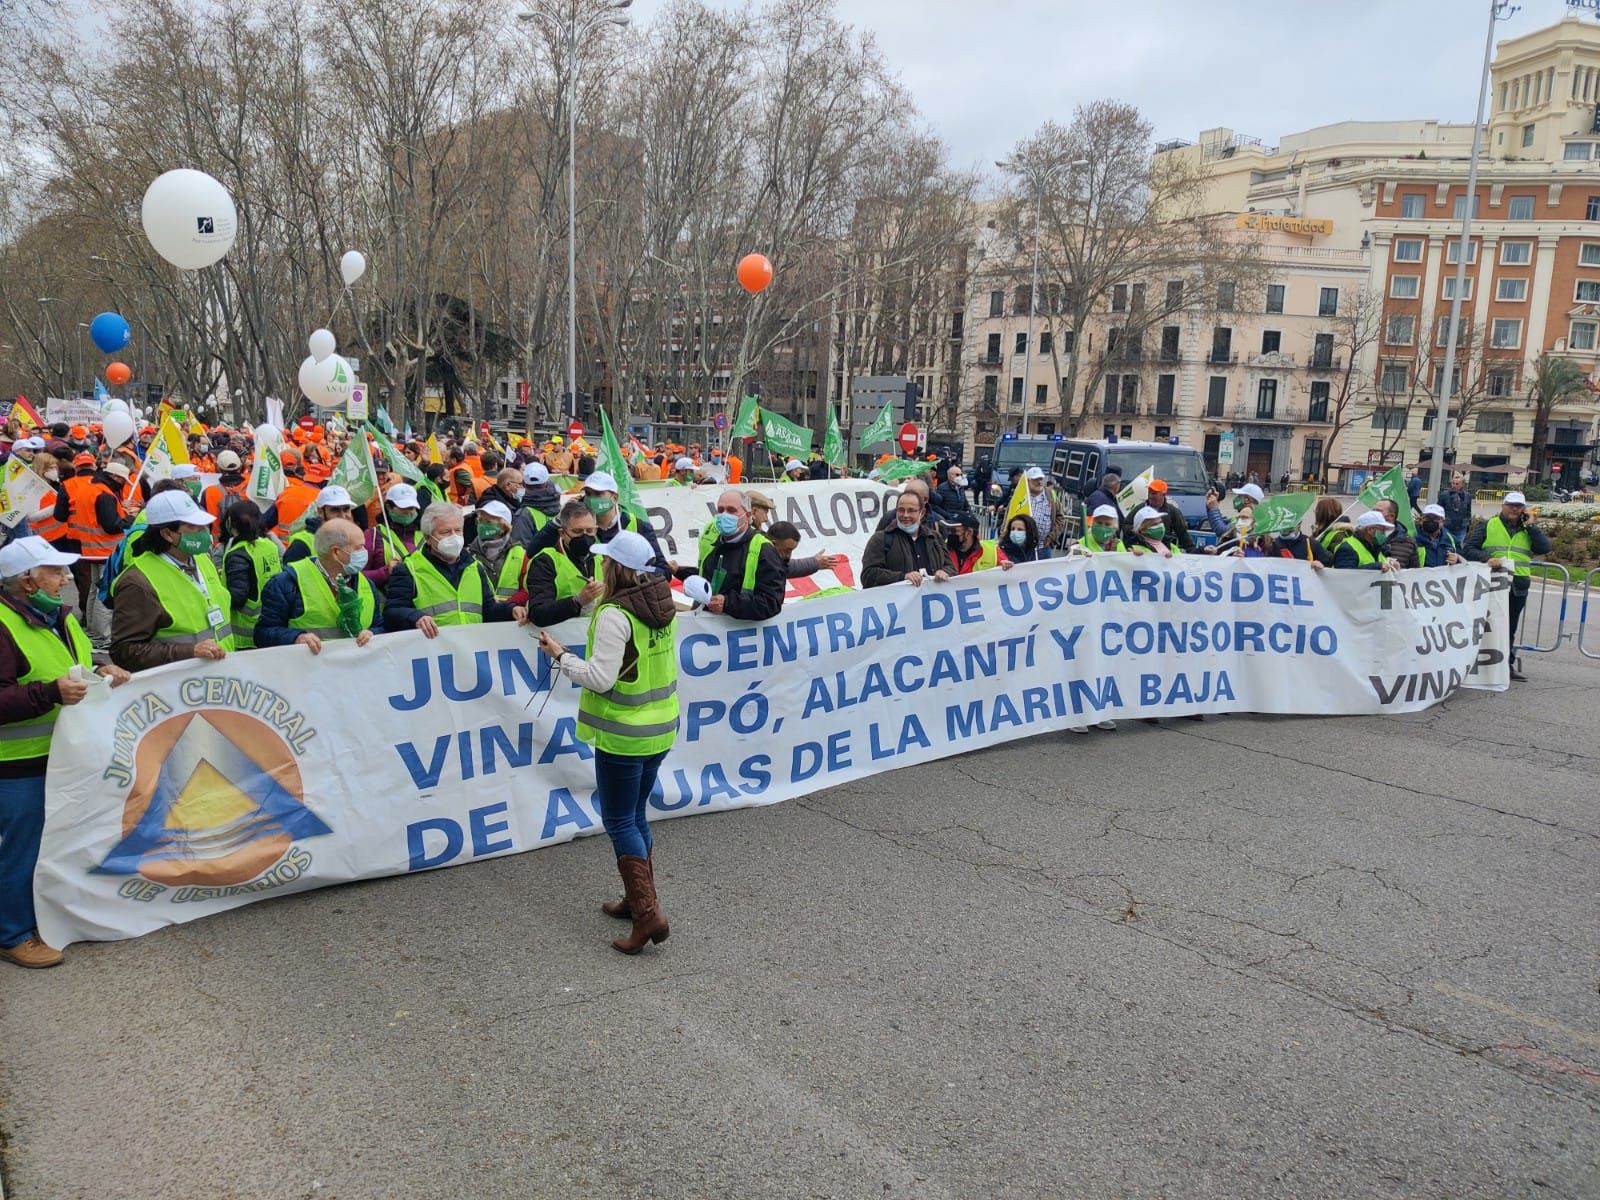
[35, 558, 1508, 946]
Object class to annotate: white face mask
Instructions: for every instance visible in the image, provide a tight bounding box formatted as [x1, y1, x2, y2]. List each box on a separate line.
[434, 533, 464, 560]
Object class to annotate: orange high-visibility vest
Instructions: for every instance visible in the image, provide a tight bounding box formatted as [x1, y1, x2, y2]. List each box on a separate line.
[63, 474, 123, 559]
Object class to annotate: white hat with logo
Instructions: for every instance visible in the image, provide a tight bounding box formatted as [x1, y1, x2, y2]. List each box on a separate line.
[591, 530, 655, 571]
[0, 535, 79, 574]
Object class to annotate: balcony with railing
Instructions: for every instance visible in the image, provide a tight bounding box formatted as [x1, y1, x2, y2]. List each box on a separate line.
[1208, 350, 1239, 365]
[1305, 354, 1343, 372]
[1247, 351, 1297, 369]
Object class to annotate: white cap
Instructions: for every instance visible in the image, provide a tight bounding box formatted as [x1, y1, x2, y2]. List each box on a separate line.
[170, 463, 200, 481]
[682, 574, 713, 606]
[584, 471, 619, 494]
[1503, 491, 1527, 506]
[675, 456, 696, 471]
[0, 535, 79, 574]
[477, 500, 512, 524]
[522, 462, 549, 485]
[317, 485, 354, 509]
[216, 449, 242, 471]
[386, 483, 421, 510]
[1092, 504, 1120, 521]
[785, 459, 805, 473]
[103, 460, 130, 481]
[1421, 503, 1446, 518]
[1230, 483, 1265, 503]
[591, 529, 655, 571]
[14, 437, 45, 451]
[1356, 510, 1394, 531]
[144, 489, 214, 526]
[1025, 466, 1046, 480]
[1133, 505, 1165, 527]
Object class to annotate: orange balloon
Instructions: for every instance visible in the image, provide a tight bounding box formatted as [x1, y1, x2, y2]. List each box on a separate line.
[106, 361, 132, 386]
[737, 253, 774, 294]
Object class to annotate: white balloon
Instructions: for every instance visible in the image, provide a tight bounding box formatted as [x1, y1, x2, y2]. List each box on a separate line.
[308, 328, 337, 363]
[254, 422, 283, 447]
[339, 250, 367, 287]
[298, 353, 356, 411]
[101, 398, 130, 415]
[103, 410, 136, 449]
[140, 169, 237, 270]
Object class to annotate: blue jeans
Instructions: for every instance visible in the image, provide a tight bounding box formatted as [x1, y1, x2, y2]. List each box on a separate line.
[0, 774, 46, 949]
[594, 749, 666, 860]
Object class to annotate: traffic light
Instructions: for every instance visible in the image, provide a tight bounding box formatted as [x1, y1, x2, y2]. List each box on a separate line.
[903, 380, 922, 422]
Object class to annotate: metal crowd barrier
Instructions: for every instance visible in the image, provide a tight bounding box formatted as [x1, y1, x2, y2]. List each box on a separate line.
[1580, 567, 1600, 661]
[1517, 562, 1572, 655]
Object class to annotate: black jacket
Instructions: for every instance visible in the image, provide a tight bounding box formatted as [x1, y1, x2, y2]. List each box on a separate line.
[931, 480, 972, 522]
[527, 509, 667, 571]
[686, 532, 786, 621]
[863, 525, 947, 587]
[524, 543, 594, 627]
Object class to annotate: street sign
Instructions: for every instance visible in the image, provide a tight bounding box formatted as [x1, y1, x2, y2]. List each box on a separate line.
[347, 383, 368, 422]
[713, 411, 728, 431]
[1218, 431, 1236, 466]
[298, 416, 316, 432]
[1552, 461, 1563, 474]
[898, 422, 920, 454]
[567, 419, 584, 441]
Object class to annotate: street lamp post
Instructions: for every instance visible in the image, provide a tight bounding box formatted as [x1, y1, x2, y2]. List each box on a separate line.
[75, 323, 90, 401]
[1428, 0, 1519, 503]
[519, 0, 631, 427]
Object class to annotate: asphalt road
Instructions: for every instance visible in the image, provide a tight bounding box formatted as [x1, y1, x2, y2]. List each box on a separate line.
[2, 646, 1597, 1200]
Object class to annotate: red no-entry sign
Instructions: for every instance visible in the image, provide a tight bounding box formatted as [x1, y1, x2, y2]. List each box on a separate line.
[567, 420, 584, 441]
[898, 422, 919, 454]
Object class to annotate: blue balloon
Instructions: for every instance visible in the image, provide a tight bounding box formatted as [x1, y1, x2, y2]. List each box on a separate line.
[89, 311, 131, 354]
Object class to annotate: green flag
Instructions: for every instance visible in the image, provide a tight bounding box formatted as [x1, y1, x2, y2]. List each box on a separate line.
[730, 395, 760, 440]
[877, 457, 933, 482]
[822, 404, 845, 468]
[598, 407, 648, 523]
[329, 434, 379, 505]
[1358, 465, 1412, 529]
[365, 423, 428, 486]
[1249, 491, 1317, 538]
[858, 403, 894, 450]
[760, 409, 813, 458]
[373, 406, 399, 437]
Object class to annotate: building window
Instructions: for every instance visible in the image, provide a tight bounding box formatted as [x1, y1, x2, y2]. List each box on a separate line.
[1015, 331, 1029, 355]
[1061, 329, 1075, 354]
[1432, 365, 1462, 397]
[1588, 195, 1600, 221]
[985, 332, 1001, 363]
[1211, 327, 1233, 362]
[950, 311, 964, 339]
[1380, 362, 1409, 393]
[1490, 318, 1523, 349]
[1521, 124, 1535, 148]
[1103, 424, 1116, 439]
[1036, 383, 1048, 408]
[1385, 314, 1416, 345]
[1318, 287, 1339, 317]
[1390, 275, 1420, 299]
[1256, 379, 1278, 419]
[1486, 368, 1517, 396]
[1400, 193, 1426, 218]
[1165, 280, 1184, 308]
[1265, 283, 1285, 314]
[1445, 240, 1479, 265]
[1010, 377, 1025, 406]
[1394, 238, 1424, 262]
[1217, 280, 1236, 310]
[1312, 333, 1334, 367]
[1436, 315, 1465, 346]
[1496, 277, 1528, 302]
[1441, 276, 1472, 300]
[1371, 408, 1408, 431]
[1452, 195, 1481, 220]
[988, 290, 1004, 318]
[1475, 410, 1515, 434]
[1500, 241, 1532, 265]
[1581, 243, 1600, 266]
[1308, 381, 1330, 422]
[1111, 284, 1128, 312]
[1154, 425, 1171, 440]
[982, 375, 998, 406]
[1013, 286, 1032, 316]
[1566, 142, 1593, 160]
[1577, 280, 1600, 302]
[1130, 283, 1146, 311]
[1156, 374, 1176, 415]
[1120, 376, 1138, 413]
[1102, 376, 1118, 414]
[1160, 326, 1180, 361]
[1302, 437, 1324, 480]
[1206, 376, 1226, 417]
[1120, 424, 1134, 439]
[1261, 330, 1282, 354]
[1039, 331, 1053, 355]
[1508, 195, 1536, 220]
[1570, 320, 1598, 351]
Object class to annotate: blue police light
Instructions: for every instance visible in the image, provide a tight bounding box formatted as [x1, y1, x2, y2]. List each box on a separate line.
[1001, 432, 1016, 441]
[1168, 436, 1180, 445]
[1051, 433, 1064, 441]
[1107, 433, 1119, 444]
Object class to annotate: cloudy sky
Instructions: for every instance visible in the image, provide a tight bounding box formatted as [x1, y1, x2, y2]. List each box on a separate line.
[631, 0, 1574, 173]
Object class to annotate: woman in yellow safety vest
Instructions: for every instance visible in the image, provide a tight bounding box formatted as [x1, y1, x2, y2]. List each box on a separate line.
[0, 537, 130, 969]
[538, 529, 678, 955]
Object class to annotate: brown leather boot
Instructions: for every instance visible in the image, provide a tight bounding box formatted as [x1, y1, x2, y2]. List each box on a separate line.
[611, 855, 668, 954]
[601, 854, 651, 920]
[1, 936, 64, 969]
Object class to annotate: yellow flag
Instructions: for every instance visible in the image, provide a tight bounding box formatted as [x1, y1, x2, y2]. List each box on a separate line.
[426, 433, 443, 465]
[1004, 475, 1031, 525]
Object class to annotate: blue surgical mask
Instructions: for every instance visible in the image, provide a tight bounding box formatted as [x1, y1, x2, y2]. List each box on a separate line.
[897, 521, 920, 536]
[1009, 529, 1027, 546]
[343, 547, 369, 574]
[714, 513, 740, 537]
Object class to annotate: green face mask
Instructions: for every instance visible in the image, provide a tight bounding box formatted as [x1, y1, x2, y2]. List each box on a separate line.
[1145, 524, 1165, 541]
[1372, 531, 1390, 547]
[390, 508, 418, 526]
[177, 529, 213, 556]
[183, 480, 203, 500]
[27, 586, 63, 615]
[1091, 524, 1118, 545]
[1232, 496, 1248, 513]
[586, 495, 615, 517]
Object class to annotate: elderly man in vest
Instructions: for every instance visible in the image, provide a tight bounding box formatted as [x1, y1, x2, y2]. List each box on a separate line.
[384, 502, 525, 637]
[0, 537, 130, 968]
[676, 489, 786, 619]
[470, 500, 526, 602]
[1333, 510, 1403, 573]
[1464, 491, 1551, 681]
[110, 490, 236, 672]
[255, 519, 381, 653]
